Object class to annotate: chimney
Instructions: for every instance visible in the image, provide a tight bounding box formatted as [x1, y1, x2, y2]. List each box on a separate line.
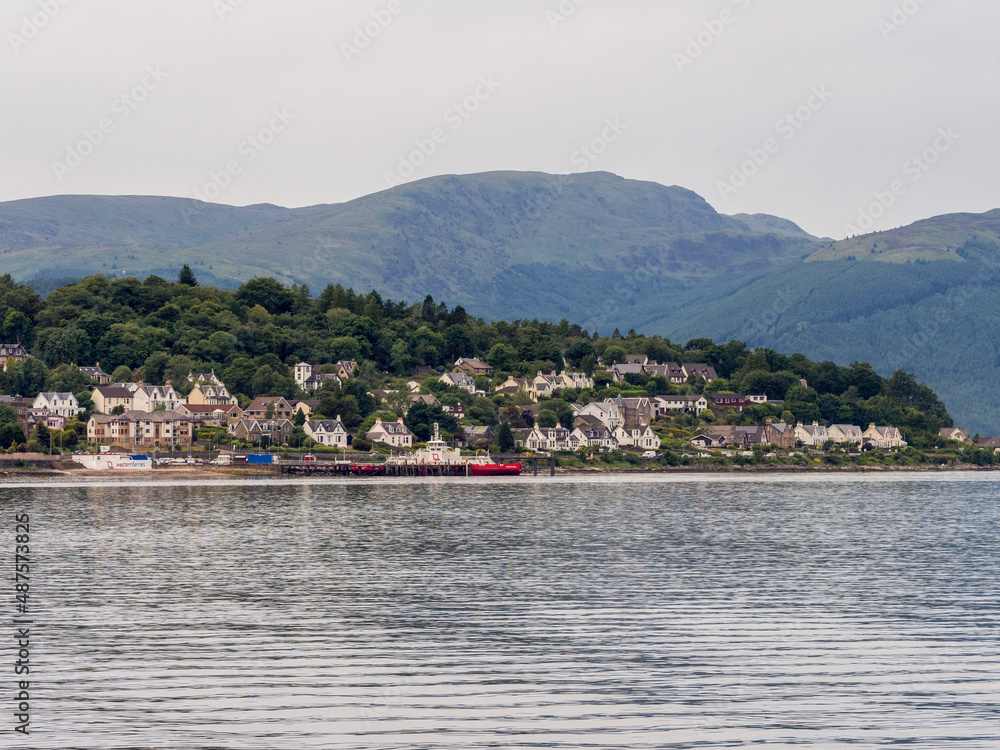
[796, 421, 803, 427]
[337, 414, 342, 422]
[869, 422, 876, 429]
[812, 421, 819, 426]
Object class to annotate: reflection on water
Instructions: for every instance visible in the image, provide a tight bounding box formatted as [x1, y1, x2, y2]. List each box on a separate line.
[9, 475, 1000, 748]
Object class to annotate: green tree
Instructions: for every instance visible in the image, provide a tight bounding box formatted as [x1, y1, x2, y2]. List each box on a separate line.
[404, 401, 458, 441]
[110, 365, 134, 383]
[30, 421, 52, 454]
[236, 277, 292, 314]
[390, 340, 413, 374]
[485, 343, 516, 372]
[251, 365, 278, 396]
[40, 326, 89, 367]
[496, 421, 515, 452]
[178, 265, 198, 286]
[45, 363, 92, 393]
[537, 409, 558, 428]
[6, 358, 49, 397]
[223, 358, 257, 398]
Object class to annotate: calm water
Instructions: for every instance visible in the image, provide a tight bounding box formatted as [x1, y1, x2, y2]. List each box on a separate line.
[3, 473, 1000, 749]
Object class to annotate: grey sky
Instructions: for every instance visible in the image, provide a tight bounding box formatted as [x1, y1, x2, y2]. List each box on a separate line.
[3, 0, 996, 239]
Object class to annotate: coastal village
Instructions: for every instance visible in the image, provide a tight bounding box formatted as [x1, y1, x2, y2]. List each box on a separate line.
[2, 338, 996, 470]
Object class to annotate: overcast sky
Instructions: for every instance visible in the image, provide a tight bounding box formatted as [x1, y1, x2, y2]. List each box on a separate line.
[3, 1, 997, 239]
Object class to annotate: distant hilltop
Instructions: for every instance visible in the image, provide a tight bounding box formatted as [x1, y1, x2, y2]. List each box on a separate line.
[2, 170, 999, 435]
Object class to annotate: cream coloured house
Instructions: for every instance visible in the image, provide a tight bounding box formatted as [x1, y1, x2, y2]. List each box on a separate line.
[367, 417, 413, 448]
[794, 421, 829, 447]
[862, 423, 906, 448]
[827, 424, 863, 445]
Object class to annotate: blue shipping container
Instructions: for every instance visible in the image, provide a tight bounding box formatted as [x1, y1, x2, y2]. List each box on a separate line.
[247, 454, 273, 465]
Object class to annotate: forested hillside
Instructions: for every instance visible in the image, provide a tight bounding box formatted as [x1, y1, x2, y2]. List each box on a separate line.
[668, 237, 1000, 435]
[0, 271, 954, 449]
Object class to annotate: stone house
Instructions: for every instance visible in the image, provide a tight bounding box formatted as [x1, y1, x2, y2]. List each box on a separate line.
[453, 357, 493, 376]
[244, 397, 294, 420]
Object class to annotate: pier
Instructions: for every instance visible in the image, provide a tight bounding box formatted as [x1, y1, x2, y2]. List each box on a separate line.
[278, 454, 553, 477]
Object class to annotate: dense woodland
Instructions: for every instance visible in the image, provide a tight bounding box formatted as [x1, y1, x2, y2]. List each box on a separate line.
[0, 268, 962, 457]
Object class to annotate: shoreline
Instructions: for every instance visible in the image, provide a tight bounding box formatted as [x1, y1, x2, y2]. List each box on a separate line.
[3, 464, 999, 479]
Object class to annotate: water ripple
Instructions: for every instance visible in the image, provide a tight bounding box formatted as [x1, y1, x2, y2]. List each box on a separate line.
[5, 475, 1000, 748]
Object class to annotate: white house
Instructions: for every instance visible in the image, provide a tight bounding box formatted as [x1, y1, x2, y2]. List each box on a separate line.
[304, 417, 349, 448]
[367, 417, 413, 448]
[615, 426, 661, 450]
[32, 392, 82, 419]
[572, 401, 624, 429]
[440, 372, 478, 394]
[518, 424, 572, 452]
[653, 394, 709, 417]
[571, 424, 616, 450]
[132, 384, 182, 412]
[294, 362, 341, 392]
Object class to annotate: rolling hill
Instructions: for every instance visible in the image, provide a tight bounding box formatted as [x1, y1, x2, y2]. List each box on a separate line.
[0, 171, 822, 326]
[2, 171, 998, 433]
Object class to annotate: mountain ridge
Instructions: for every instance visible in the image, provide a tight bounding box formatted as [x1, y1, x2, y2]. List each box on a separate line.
[2, 170, 998, 433]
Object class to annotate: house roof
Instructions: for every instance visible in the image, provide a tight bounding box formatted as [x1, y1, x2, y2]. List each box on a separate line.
[307, 419, 346, 432]
[369, 419, 413, 436]
[454, 357, 491, 370]
[442, 372, 475, 386]
[182, 404, 226, 413]
[610, 363, 644, 375]
[246, 396, 291, 411]
[410, 394, 441, 405]
[463, 425, 494, 438]
[120, 409, 191, 422]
